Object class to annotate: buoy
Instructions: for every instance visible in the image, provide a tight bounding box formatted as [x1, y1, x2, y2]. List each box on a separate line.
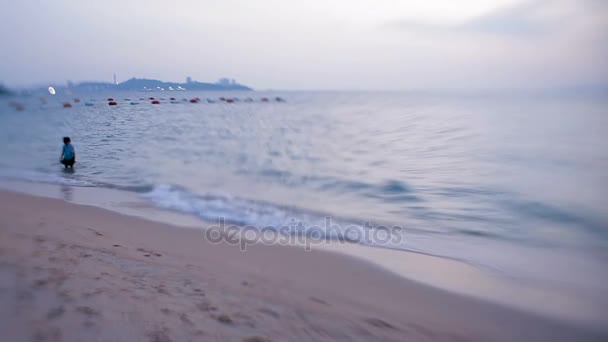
[261, 97, 269, 102]
[170, 97, 176, 100]
[63, 102, 72, 108]
[74, 98, 81, 103]
[219, 97, 226, 101]
[130, 102, 139, 105]
[149, 97, 155, 100]
[151, 100, 160, 104]
[85, 102, 94, 106]
[226, 98, 234, 103]
[107, 98, 114, 101]
[275, 97, 285, 102]
[108, 101, 118, 106]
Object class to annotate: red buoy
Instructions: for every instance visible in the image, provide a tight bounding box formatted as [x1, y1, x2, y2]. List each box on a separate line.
[63, 102, 72, 108]
[151, 100, 160, 104]
[189, 98, 198, 103]
[108, 101, 118, 106]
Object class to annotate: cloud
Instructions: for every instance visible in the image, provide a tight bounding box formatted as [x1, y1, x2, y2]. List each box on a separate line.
[458, 0, 547, 36]
[386, 0, 606, 39]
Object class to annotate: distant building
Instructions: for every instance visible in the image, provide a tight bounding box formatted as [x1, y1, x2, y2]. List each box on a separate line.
[218, 78, 237, 86]
[186, 76, 192, 84]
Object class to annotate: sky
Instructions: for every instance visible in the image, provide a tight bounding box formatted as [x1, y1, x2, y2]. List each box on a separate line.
[0, 0, 606, 90]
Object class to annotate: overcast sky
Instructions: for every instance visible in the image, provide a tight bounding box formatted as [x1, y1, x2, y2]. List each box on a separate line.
[1, 0, 606, 90]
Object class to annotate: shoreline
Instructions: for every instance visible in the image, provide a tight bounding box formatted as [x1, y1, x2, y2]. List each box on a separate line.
[0, 190, 608, 341]
[0, 189, 606, 341]
[1, 180, 607, 326]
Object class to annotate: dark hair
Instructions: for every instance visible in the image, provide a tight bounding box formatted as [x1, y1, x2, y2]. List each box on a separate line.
[63, 137, 71, 144]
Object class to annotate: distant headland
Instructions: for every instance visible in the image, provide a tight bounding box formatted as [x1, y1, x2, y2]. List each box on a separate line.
[69, 77, 252, 92]
[0, 84, 10, 95]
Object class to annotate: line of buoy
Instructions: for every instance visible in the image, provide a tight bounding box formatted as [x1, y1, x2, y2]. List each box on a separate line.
[53, 96, 286, 108]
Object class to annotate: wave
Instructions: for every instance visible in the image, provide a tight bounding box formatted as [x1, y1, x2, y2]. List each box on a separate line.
[138, 184, 470, 256]
[0, 168, 97, 187]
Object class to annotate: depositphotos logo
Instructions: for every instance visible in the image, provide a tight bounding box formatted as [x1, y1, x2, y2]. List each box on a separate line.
[204, 217, 403, 251]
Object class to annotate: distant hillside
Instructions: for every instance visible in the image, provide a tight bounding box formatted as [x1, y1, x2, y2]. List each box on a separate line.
[118, 78, 252, 91]
[69, 78, 252, 91]
[0, 84, 10, 95]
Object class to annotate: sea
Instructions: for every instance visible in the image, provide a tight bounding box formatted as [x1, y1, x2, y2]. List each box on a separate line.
[1, 90, 607, 295]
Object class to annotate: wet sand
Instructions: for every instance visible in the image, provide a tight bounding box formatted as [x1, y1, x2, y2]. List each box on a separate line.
[0, 189, 605, 341]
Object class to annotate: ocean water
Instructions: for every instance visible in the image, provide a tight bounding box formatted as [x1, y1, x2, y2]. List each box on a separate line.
[1, 90, 607, 285]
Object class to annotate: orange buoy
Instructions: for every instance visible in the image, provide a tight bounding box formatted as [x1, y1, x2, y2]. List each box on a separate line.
[108, 101, 118, 106]
[151, 100, 160, 104]
[63, 102, 72, 108]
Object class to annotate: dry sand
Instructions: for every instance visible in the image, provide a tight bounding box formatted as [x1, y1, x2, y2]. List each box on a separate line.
[0, 189, 605, 341]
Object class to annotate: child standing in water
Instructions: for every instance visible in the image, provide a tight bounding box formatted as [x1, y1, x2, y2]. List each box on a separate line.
[60, 137, 76, 168]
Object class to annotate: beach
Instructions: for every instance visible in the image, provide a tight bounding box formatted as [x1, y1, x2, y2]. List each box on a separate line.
[0, 189, 605, 341]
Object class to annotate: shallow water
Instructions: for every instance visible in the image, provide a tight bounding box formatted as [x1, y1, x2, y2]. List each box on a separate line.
[1, 90, 607, 286]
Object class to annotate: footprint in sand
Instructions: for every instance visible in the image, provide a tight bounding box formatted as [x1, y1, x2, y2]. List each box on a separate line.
[309, 297, 330, 306]
[195, 302, 218, 312]
[33, 326, 62, 341]
[243, 337, 271, 342]
[258, 308, 280, 319]
[364, 317, 397, 330]
[147, 326, 172, 342]
[75, 306, 101, 317]
[88, 228, 103, 236]
[137, 248, 162, 257]
[46, 306, 65, 320]
[216, 314, 233, 325]
[179, 313, 194, 326]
